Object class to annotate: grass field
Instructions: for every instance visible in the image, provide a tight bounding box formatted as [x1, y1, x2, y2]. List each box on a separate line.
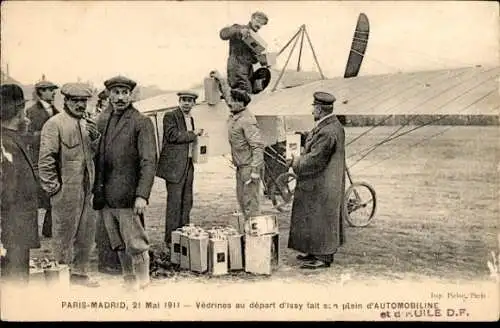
[33, 126, 500, 285]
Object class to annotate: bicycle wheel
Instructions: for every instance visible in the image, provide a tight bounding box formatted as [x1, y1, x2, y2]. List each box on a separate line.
[269, 172, 297, 212]
[343, 182, 377, 227]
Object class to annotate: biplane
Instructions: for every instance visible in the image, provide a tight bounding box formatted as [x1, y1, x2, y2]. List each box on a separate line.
[134, 13, 500, 228]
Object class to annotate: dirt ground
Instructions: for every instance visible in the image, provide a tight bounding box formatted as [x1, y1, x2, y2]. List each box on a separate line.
[32, 126, 499, 285]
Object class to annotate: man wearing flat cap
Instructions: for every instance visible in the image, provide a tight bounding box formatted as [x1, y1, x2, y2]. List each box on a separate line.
[210, 71, 264, 220]
[26, 80, 59, 238]
[38, 83, 101, 287]
[157, 91, 204, 247]
[93, 75, 157, 291]
[1, 84, 41, 284]
[287, 91, 346, 269]
[220, 11, 270, 94]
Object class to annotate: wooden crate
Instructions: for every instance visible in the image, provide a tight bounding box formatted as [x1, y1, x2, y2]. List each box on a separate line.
[247, 215, 279, 236]
[189, 234, 209, 273]
[208, 239, 228, 276]
[245, 233, 279, 275]
[44, 264, 70, 287]
[180, 234, 190, 270]
[170, 230, 182, 265]
[227, 234, 244, 271]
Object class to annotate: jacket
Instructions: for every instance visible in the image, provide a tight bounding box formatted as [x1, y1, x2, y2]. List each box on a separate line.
[156, 108, 197, 184]
[288, 115, 346, 255]
[1, 128, 41, 249]
[93, 105, 157, 209]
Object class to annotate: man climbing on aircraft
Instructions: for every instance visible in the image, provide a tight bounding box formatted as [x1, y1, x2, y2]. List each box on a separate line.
[219, 11, 269, 94]
[210, 70, 265, 221]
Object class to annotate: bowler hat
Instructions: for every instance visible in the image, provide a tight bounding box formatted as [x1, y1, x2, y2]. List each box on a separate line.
[104, 75, 137, 91]
[230, 89, 251, 106]
[1, 84, 25, 120]
[312, 91, 336, 106]
[177, 91, 198, 100]
[60, 83, 93, 99]
[34, 80, 59, 90]
[251, 67, 271, 94]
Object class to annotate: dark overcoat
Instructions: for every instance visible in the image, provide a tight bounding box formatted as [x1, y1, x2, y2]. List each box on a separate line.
[1, 128, 41, 250]
[25, 101, 59, 208]
[156, 108, 196, 184]
[93, 105, 157, 209]
[288, 115, 346, 255]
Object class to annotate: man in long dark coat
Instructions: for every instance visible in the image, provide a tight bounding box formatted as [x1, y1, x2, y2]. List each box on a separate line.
[287, 91, 346, 269]
[219, 11, 269, 94]
[1, 84, 41, 284]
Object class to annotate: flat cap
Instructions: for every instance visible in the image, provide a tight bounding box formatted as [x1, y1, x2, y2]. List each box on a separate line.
[97, 89, 108, 99]
[177, 91, 198, 100]
[252, 11, 269, 23]
[34, 80, 59, 90]
[1, 84, 25, 120]
[313, 91, 336, 105]
[104, 75, 137, 91]
[230, 88, 251, 106]
[60, 83, 93, 99]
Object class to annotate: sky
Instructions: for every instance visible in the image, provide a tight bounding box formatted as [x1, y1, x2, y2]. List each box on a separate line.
[1, 1, 498, 90]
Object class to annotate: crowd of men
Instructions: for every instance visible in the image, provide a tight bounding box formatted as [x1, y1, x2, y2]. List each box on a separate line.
[0, 11, 346, 290]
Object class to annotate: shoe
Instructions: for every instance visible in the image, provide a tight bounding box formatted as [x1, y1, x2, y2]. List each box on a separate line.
[98, 266, 122, 275]
[296, 254, 316, 261]
[70, 274, 100, 287]
[300, 260, 331, 269]
[122, 275, 139, 292]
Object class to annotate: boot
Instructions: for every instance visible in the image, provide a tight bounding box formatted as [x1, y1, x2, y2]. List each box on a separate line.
[132, 251, 150, 290]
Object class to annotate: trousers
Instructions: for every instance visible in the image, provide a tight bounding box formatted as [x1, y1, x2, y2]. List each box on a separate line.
[236, 166, 261, 219]
[164, 159, 194, 243]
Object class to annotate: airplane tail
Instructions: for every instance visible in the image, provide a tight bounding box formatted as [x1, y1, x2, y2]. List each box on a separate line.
[344, 13, 370, 78]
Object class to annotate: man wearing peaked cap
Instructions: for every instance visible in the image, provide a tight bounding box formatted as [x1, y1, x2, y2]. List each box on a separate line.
[176, 90, 198, 100]
[1, 84, 41, 284]
[60, 82, 93, 99]
[312, 91, 336, 106]
[94, 86, 121, 275]
[210, 71, 265, 220]
[38, 82, 101, 287]
[287, 90, 346, 269]
[104, 75, 137, 91]
[157, 90, 204, 246]
[93, 75, 157, 291]
[26, 80, 60, 239]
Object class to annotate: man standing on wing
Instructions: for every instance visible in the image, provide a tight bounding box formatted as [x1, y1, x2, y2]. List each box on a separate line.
[219, 11, 269, 94]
